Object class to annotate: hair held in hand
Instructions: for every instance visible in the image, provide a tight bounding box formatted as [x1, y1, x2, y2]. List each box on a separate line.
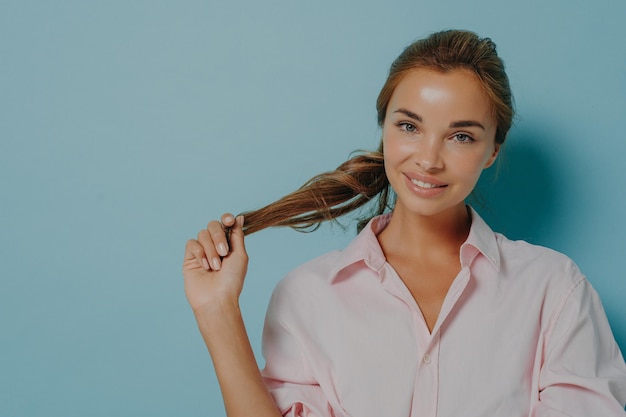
[240, 146, 392, 235]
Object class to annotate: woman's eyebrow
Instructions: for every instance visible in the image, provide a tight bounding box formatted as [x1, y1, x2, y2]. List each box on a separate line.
[450, 120, 485, 130]
[393, 108, 422, 122]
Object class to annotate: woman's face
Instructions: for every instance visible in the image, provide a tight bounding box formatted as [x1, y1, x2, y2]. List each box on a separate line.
[382, 68, 499, 220]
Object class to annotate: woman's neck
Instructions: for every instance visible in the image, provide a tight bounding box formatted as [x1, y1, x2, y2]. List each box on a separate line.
[377, 204, 471, 262]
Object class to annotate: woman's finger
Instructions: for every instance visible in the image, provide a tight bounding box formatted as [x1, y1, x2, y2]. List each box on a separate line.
[228, 216, 247, 258]
[207, 219, 230, 258]
[220, 213, 236, 252]
[197, 229, 221, 270]
[221, 213, 236, 227]
[185, 239, 211, 270]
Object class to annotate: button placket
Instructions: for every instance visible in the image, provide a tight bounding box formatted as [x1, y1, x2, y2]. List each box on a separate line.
[410, 331, 441, 417]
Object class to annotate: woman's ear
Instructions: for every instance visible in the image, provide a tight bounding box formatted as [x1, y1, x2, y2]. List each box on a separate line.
[483, 144, 501, 169]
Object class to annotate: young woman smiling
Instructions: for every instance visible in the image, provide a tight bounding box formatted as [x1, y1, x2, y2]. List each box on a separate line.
[183, 30, 626, 417]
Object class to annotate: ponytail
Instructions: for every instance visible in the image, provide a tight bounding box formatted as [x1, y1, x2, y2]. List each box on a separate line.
[240, 147, 393, 236]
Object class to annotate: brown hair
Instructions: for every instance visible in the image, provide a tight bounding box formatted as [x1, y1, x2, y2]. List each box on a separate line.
[240, 29, 514, 235]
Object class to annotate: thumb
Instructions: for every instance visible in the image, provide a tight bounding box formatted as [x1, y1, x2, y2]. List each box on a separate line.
[228, 215, 247, 255]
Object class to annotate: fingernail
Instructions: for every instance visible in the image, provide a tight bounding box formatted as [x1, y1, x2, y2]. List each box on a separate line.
[237, 216, 244, 227]
[211, 258, 221, 271]
[202, 258, 210, 270]
[217, 243, 228, 257]
[225, 215, 234, 223]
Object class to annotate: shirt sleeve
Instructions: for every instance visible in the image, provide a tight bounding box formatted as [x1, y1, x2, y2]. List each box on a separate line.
[532, 270, 626, 416]
[260, 285, 337, 417]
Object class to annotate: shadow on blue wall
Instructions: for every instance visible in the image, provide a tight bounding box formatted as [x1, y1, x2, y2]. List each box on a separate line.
[606, 306, 626, 354]
[470, 128, 565, 244]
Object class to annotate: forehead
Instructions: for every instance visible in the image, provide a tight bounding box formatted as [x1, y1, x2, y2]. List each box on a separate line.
[388, 68, 495, 124]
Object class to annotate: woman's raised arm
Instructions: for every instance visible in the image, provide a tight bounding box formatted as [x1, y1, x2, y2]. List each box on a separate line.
[183, 214, 282, 417]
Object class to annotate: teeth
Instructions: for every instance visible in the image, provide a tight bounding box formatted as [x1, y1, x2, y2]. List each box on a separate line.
[411, 179, 440, 188]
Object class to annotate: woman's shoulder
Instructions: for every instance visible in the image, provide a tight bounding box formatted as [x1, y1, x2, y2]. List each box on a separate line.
[470, 208, 583, 285]
[273, 250, 344, 295]
[495, 232, 569, 259]
[265, 250, 351, 325]
[272, 221, 383, 296]
[494, 232, 585, 288]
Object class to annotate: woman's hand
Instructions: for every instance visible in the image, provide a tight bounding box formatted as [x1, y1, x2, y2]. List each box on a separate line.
[183, 213, 248, 315]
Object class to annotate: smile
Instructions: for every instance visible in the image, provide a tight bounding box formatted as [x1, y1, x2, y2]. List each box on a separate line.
[410, 179, 444, 189]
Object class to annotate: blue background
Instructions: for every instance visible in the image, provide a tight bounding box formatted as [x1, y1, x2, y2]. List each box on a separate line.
[1, 1, 625, 415]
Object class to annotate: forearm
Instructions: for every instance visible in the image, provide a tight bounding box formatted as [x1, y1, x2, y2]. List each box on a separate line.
[195, 300, 282, 417]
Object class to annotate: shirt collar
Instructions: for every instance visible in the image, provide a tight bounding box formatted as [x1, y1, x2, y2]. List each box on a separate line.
[328, 206, 500, 283]
[461, 206, 501, 271]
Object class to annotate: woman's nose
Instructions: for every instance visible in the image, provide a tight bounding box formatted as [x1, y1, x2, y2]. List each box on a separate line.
[415, 137, 444, 171]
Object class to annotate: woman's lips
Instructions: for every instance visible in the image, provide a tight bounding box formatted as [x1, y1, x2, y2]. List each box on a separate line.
[403, 173, 447, 197]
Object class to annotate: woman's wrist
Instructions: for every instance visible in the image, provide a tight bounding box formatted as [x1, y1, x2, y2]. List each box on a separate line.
[193, 295, 240, 322]
[193, 297, 245, 348]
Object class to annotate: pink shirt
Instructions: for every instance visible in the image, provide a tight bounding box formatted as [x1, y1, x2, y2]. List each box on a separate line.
[261, 208, 626, 417]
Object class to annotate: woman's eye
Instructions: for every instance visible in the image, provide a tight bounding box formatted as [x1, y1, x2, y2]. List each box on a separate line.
[453, 133, 474, 143]
[399, 122, 417, 132]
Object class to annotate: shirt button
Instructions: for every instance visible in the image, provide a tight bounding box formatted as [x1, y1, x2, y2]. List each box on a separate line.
[423, 354, 432, 364]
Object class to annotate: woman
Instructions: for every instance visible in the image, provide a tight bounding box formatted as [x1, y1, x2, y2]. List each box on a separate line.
[183, 30, 626, 416]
